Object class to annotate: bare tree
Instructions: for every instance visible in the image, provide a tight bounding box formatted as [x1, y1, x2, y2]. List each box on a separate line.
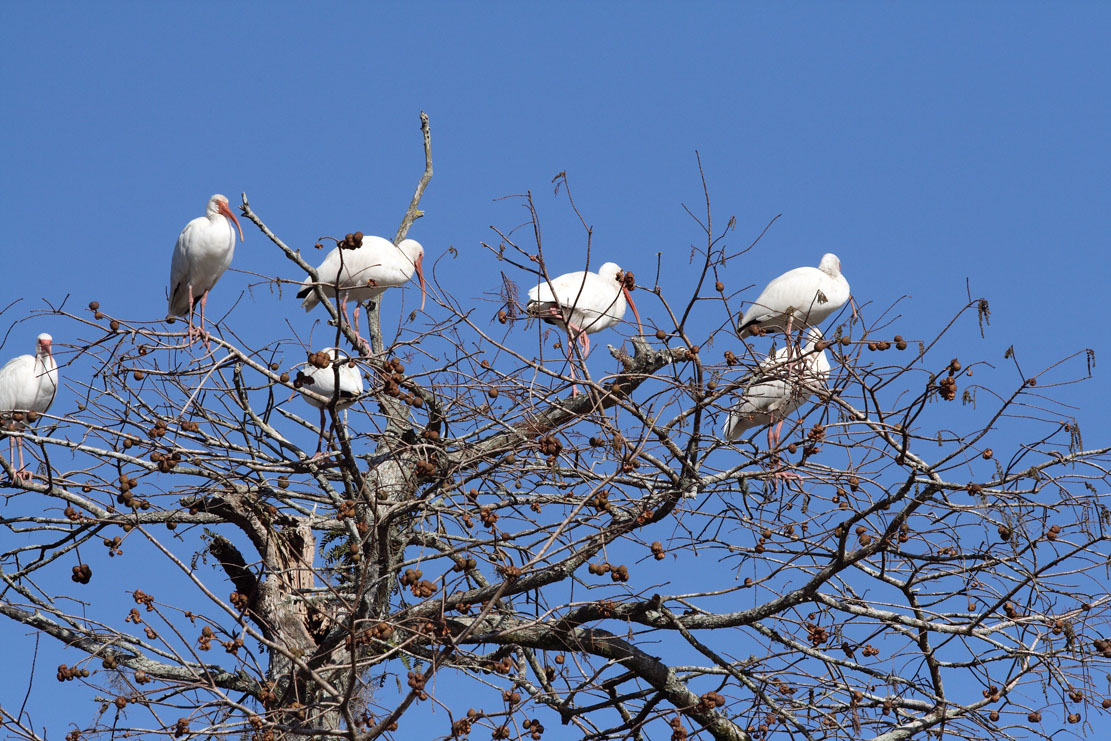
[2, 114, 1108, 741]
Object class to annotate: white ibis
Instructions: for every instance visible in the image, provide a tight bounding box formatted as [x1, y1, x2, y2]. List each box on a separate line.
[0, 334, 59, 481]
[297, 348, 364, 456]
[297, 236, 426, 352]
[723, 328, 831, 450]
[736, 253, 850, 339]
[527, 262, 643, 392]
[167, 194, 245, 344]
[527, 262, 642, 356]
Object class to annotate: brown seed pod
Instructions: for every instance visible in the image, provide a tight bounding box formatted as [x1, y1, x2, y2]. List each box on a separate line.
[88, 301, 100, 311]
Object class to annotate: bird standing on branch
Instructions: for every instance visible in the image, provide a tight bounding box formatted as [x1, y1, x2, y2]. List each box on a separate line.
[736, 253, 850, 340]
[167, 194, 245, 345]
[0, 334, 59, 481]
[298, 235, 426, 353]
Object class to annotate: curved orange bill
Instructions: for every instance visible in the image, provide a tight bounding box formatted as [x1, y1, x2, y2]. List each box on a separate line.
[415, 254, 427, 311]
[623, 286, 642, 335]
[218, 201, 245, 242]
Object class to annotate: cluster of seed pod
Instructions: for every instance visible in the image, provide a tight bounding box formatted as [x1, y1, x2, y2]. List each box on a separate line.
[479, 506, 498, 529]
[1092, 637, 1111, 658]
[492, 656, 516, 675]
[337, 232, 364, 250]
[537, 435, 562, 457]
[230, 591, 249, 611]
[103, 535, 123, 556]
[337, 499, 356, 519]
[64, 505, 87, 521]
[522, 718, 545, 739]
[149, 419, 170, 438]
[451, 554, 477, 572]
[502, 689, 522, 704]
[345, 621, 395, 651]
[587, 562, 629, 582]
[132, 589, 155, 611]
[307, 350, 332, 369]
[805, 622, 828, 647]
[650, 541, 666, 560]
[407, 669, 429, 700]
[493, 563, 521, 581]
[588, 490, 610, 512]
[399, 568, 424, 587]
[861, 644, 879, 657]
[56, 664, 90, 682]
[151, 449, 183, 473]
[414, 459, 437, 476]
[173, 719, 189, 738]
[450, 716, 474, 738]
[71, 563, 92, 584]
[1046, 524, 1062, 541]
[698, 691, 727, 711]
[668, 716, 689, 740]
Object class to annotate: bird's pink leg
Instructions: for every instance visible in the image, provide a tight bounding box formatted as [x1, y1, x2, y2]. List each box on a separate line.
[767, 417, 800, 482]
[340, 296, 370, 355]
[14, 437, 30, 482]
[198, 292, 208, 345]
[566, 340, 580, 397]
[184, 284, 197, 345]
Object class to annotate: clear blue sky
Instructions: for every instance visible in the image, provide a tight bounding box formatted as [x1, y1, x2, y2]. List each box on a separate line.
[2, 3, 1109, 737]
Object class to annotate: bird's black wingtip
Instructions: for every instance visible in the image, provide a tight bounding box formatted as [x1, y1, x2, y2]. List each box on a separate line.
[296, 286, 311, 300]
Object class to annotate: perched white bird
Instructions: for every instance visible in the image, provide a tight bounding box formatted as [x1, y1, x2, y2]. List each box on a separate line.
[168, 194, 245, 344]
[526, 262, 643, 360]
[297, 348, 364, 456]
[297, 236, 426, 352]
[299, 349, 364, 411]
[723, 328, 831, 449]
[0, 334, 59, 481]
[736, 253, 850, 339]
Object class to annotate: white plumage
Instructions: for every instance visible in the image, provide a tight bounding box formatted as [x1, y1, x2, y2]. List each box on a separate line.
[298, 236, 426, 351]
[0, 334, 59, 481]
[297, 348, 364, 457]
[168, 194, 244, 343]
[299, 349, 364, 410]
[736, 253, 850, 338]
[526, 262, 642, 358]
[723, 329, 830, 445]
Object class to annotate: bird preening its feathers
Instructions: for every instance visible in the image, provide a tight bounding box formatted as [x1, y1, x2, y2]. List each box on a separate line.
[723, 328, 831, 447]
[0, 334, 59, 481]
[736, 253, 850, 338]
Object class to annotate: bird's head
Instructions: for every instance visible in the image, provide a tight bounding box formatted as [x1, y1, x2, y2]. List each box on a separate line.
[819, 253, 841, 276]
[603, 262, 643, 336]
[36, 333, 53, 357]
[209, 194, 244, 243]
